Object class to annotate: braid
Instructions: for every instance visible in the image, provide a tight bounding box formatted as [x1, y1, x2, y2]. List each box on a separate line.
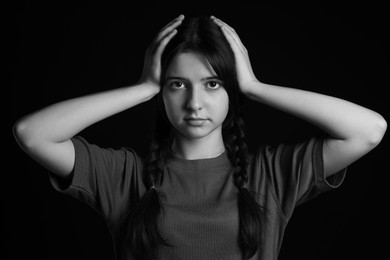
[231, 116, 250, 188]
[224, 114, 249, 187]
[225, 113, 266, 259]
[144, 138, 165, 187]
[122, 104, 171, 259]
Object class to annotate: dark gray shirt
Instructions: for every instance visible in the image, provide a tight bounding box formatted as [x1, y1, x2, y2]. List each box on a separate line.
[50, 136, 346, 259]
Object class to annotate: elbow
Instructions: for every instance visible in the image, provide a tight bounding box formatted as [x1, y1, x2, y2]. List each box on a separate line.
[366, 114, 387, 147]
[13, 118, 27, 148]
[13, 118, 37, 150]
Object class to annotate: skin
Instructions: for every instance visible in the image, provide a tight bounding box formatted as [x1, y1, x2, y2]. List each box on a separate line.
[162, 52, 229, 159]
[211, 16, 387, 177]
[12, 15, 186, 178]
[13, 14, 386, 182]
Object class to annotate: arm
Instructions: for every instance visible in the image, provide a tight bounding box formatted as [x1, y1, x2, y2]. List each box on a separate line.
[246, 82, 387, 176]
[13, 15, 185, 179]
[212, 16, 387, 177]
[13, 84, 158, 178]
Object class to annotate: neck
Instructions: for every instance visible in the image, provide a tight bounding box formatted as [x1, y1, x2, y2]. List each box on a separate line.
[171, 130, 225, 160]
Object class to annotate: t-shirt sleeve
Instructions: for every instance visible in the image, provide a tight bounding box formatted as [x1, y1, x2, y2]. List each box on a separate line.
[257, 137, 346, 219]
[49, 136, 145, 221]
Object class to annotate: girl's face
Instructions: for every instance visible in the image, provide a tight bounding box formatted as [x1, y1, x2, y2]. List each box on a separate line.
[162, 52, 229, 141]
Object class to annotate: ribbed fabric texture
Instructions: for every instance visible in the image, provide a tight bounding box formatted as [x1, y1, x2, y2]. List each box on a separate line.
[50, 136, 346, 260]
[156, 152, 242, 260]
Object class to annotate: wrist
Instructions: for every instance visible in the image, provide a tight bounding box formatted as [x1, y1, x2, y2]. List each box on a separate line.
[131, 81, 161, 102]
[242, 80, 265, 99]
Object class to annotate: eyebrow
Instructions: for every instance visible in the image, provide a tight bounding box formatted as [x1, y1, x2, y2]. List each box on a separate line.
[165, 76, 222, 82]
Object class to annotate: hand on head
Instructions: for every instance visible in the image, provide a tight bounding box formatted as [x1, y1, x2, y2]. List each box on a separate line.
[139, 14, 185, 91]
[139, 14, 259, 96]
[211, 16, 259, 95]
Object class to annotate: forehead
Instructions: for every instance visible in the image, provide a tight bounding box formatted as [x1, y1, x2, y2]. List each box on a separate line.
[166, 52, 217, 78]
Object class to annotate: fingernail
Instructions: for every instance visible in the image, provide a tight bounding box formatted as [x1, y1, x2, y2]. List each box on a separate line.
[178, 14, 184, 19]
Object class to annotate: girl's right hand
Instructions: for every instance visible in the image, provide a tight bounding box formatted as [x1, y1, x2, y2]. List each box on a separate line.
[139, 14, 184, 92]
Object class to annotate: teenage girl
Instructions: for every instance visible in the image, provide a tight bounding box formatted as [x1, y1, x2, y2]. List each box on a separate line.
[13, 15, 387, 260]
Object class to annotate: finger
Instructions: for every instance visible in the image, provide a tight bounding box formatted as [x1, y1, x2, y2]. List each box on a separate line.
[211, 16, 241, 44]
[211, 16, 238, 41]
[156, 16, 183, 42]
[161, 14, 184, 31]
[211, 16, 235, 32]
[219, 26, 243, 55]
[211, 16, 247, 53]
[153, 28, 178, 62]
[156, 14, 184, 42]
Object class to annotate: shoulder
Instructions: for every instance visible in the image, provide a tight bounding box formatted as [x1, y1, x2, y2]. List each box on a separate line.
[247, 137, 324, 187]
[251, 137, 322, 163]
[71, 136, 145, 170]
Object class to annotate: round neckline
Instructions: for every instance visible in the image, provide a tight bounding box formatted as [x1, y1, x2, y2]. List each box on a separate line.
[165, 150, 232, 173]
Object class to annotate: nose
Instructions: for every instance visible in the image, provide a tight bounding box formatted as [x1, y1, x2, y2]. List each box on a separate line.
[185, 86, 203, 111]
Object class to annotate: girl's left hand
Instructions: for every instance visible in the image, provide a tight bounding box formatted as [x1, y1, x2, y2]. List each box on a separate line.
[211, 16, 260, 95]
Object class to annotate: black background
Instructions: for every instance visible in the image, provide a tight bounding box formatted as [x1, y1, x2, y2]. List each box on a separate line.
[8, 1, 389, 259]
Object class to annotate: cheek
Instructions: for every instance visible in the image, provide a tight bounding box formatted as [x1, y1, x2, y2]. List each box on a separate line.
[214, 92, 229, 121]
[162, 93, 181, 122]
[202, 95, 229, 127]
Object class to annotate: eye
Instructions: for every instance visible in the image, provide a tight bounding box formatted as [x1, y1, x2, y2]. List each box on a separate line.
[169, 81, 185, 89]
[206, 81, 222, 90]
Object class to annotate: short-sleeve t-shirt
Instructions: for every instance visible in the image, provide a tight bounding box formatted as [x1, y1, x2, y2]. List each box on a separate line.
[50, 136, 346, 260]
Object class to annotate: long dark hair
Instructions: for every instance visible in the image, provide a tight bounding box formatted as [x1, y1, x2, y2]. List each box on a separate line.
[123, 16, 266, 259]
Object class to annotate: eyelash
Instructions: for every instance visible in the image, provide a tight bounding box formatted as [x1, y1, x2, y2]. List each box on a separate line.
[206, 81, 221, 89]
[170, 81, 185, 89]
[169, 81, 222, 90]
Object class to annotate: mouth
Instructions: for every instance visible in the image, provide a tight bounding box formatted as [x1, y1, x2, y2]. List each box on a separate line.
[184, 117, 207, 120]
[184, 117, 209, 126]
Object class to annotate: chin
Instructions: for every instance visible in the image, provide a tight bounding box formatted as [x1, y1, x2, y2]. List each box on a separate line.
[177, 125, 222, 140]
[180, 129, 211, 140]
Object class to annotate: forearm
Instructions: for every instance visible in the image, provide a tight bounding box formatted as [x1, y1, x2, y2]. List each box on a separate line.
[14, 82, 159, 147]
[246, 81, 386, 143]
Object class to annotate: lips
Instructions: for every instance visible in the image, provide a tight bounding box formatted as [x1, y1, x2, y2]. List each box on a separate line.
[184, 117, 207, 121]
[184, 117, 208, 126]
